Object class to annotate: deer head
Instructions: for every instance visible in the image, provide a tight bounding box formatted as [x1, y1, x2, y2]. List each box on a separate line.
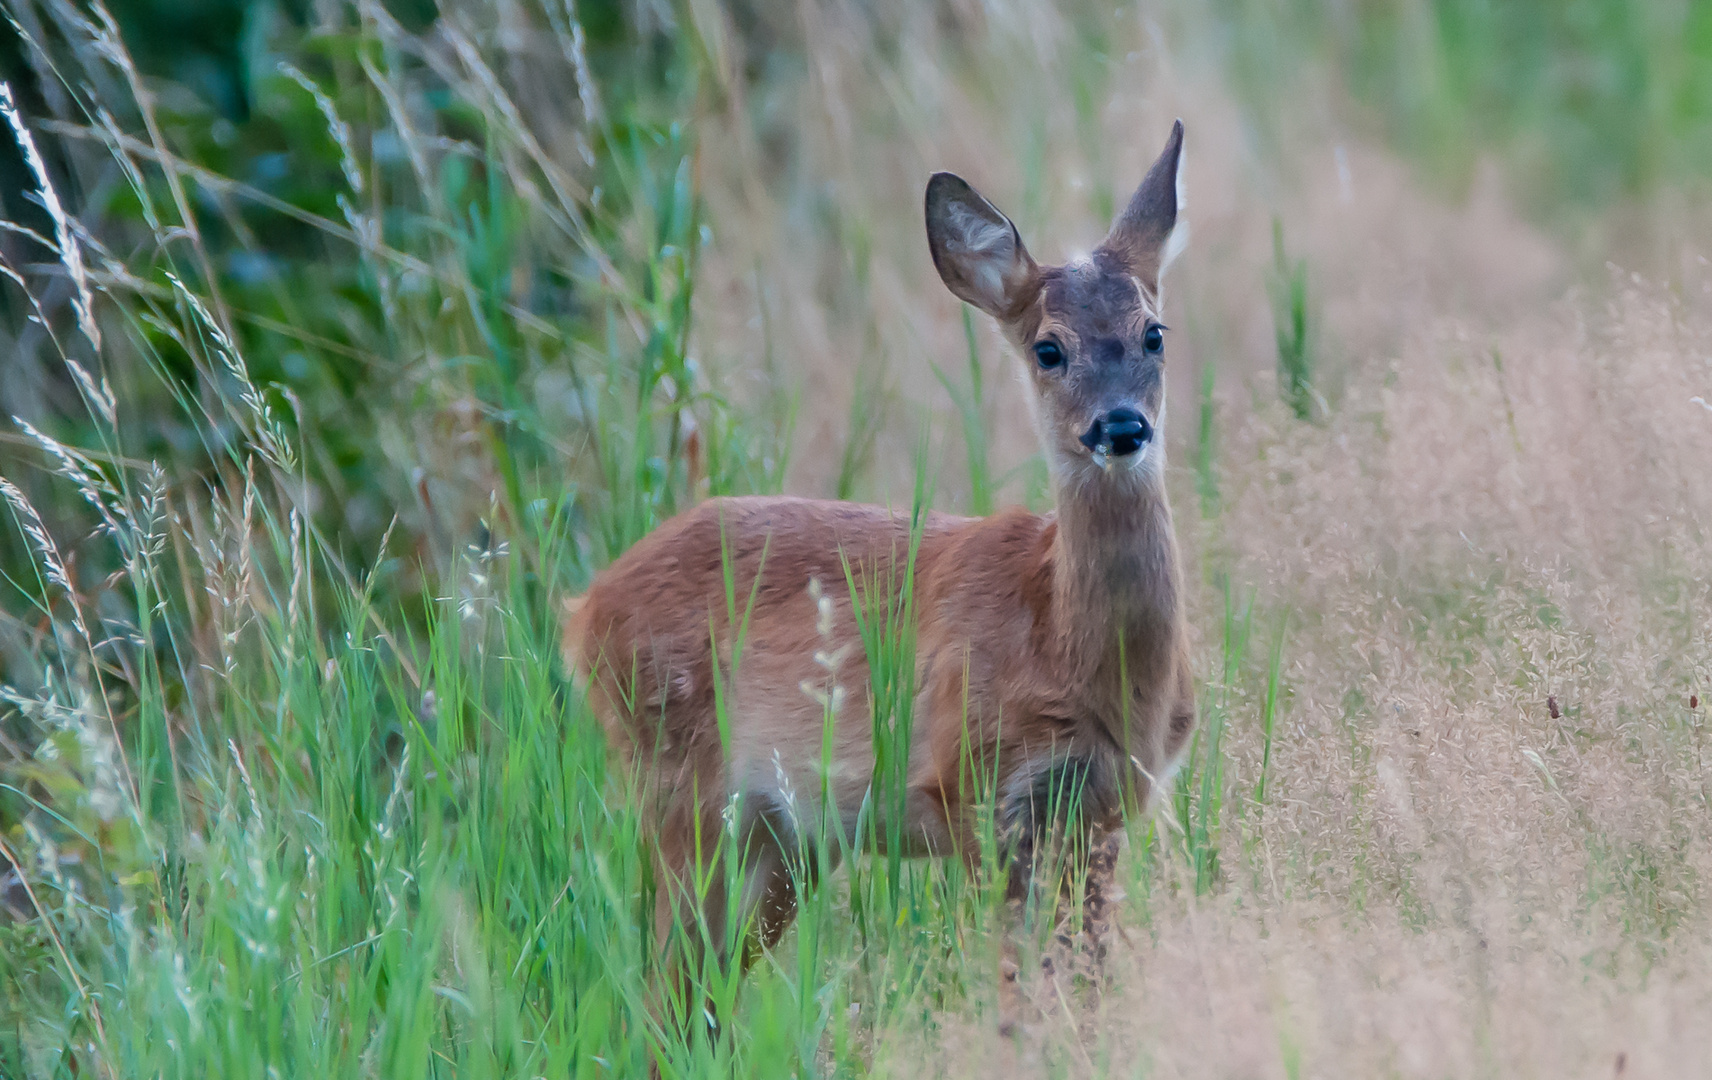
[926, 121, 1185, 484]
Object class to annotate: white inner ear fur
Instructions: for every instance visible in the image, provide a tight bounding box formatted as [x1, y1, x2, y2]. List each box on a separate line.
[1173, 142, 1187, 212]
[1159, 219, 1189, 278]
[947, 201, 1016, 305]
[946, 201, 1013, 256]
[1159, 148, 1189, 277]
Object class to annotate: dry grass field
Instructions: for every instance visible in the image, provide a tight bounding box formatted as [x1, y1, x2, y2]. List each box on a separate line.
[2, 1, 1711, 1076]
[688, 6, 1712, 1073]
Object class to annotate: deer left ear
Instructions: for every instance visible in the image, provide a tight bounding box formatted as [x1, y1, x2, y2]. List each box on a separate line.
[1099, 120, 1185, 295]
[925, 172, 1041, 319]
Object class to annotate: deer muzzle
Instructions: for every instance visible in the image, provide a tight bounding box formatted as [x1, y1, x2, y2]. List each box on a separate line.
[1078, 407, 1153, 459]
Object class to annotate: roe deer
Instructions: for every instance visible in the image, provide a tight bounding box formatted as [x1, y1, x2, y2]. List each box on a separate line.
[564, 121, 1195, 993]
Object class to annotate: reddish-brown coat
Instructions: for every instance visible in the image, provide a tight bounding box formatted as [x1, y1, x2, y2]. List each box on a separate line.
[564, 121, 1196, 966]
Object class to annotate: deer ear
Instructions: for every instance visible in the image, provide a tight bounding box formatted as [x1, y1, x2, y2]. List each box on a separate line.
[925, 172, 1040, 318]
[1099, 120, 1185, 294]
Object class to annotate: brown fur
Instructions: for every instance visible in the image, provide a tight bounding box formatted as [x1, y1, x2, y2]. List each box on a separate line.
[563, 122, 1196, 979]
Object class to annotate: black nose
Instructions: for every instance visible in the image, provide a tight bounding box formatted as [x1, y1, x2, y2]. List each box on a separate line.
[1079, 407, 1153, 457]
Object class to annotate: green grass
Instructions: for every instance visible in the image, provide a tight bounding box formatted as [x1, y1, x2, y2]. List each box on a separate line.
[1194, 360, 1218, 518]
[931, 308, 994, 517]
[1269, 218, 1318, 423]
[0, 11, 1175, 1062]
[0, 295, 1028, 1077]
[0, 4, 805, 1073]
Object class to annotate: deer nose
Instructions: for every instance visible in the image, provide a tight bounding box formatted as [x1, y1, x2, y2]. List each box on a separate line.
[1079, 407, 1153, 457]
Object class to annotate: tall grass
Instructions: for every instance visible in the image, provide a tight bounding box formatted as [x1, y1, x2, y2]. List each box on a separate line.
[0, 2, 796, 1074]
[1194, 361, 1218, 517]
[0, 7, 1156, 1074]
[7, 0, 1712, 1076]
[1175, 583, 1249, 895]
[1269, 218, 1318, 423]
[933, 308, 994, 516]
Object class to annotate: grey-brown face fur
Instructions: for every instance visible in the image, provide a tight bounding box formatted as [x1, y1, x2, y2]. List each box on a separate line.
[1015, 250, 1167, 473]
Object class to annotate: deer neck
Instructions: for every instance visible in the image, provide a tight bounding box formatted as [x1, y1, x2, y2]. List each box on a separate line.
[1048, 464, 1180, 687]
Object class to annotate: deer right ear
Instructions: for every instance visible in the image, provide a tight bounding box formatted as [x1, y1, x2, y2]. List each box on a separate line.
[1100, 120, 1185, 295]
[925, 173, 1040, 319]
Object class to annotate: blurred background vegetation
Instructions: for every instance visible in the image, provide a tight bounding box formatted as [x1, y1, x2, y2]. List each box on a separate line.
[6, 0, 1712, 624]
[1216, 0, 1712, 210]
[5, 0, 1712, 627]
[0, 0, 738, 633]
[3, 0, 1712, 1075]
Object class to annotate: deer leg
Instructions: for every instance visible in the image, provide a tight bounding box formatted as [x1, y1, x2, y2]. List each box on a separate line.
[651, 788, 827, 1057]
[1003, 756, 1111, 909]
[735, 798, 829, 966]
[997, 757, 1101, 1036]
[651, 793, 730, 1049]
[1079, 829, 1122, 972]
[1001, 756, 1126, 1000]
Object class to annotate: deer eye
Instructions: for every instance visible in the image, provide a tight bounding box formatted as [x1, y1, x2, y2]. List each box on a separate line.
[1034, 339, 1065, 370]
[1143, 324, 1165, 354]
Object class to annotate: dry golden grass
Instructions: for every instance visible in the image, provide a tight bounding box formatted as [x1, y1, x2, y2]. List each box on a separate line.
[683, 3, 1712, 1074]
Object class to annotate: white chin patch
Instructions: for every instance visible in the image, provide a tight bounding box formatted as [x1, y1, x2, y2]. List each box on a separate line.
[1083, 442, 1153, 477]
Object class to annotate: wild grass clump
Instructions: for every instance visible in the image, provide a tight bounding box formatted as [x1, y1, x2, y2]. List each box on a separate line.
[0, 2, 811, 1074]
[1269, 218, 1319, 422]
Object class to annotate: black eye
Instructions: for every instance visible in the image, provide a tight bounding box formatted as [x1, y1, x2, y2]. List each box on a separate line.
[1143, 324, 1165, 353]
[1034, 339, 1065, 369]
